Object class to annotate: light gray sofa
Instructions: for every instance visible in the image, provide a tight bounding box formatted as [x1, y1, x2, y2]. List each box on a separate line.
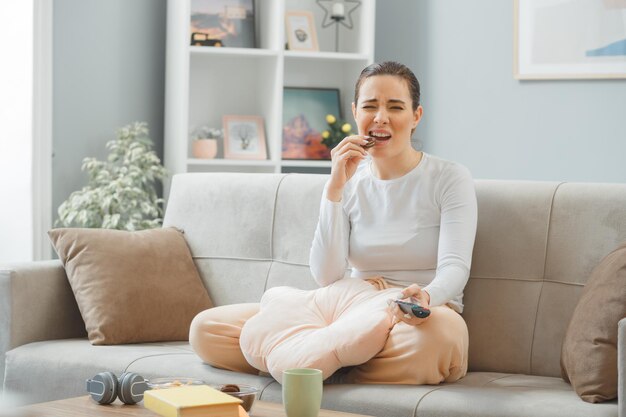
[1, 173, 625, 417]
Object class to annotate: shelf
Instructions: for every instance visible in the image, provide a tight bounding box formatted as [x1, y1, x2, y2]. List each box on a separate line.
[190, 46, 279, 58]
[187, 159, 277, 167]
[165, 0, 375, 183]
[284, 51, 370, 62]
[281, 160, 332, 168]
[189, 48, 368, 62]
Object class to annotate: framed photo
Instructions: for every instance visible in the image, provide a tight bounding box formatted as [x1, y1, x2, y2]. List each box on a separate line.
[285, 11, 319, 51]
[514, 0, 626, 80]
[190, 0, 256, 48]
[282, 87, 341, 160]
[223, 115, 267, 159]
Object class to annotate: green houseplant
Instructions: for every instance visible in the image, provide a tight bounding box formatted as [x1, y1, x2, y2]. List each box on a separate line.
[56, 122, 168, 230]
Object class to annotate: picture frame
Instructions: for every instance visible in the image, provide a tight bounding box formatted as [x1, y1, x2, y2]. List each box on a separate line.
[190, 0, 256, 48]
[285, 10, 319, 52]
[282, 87, 342, 160]
[514, 0, 626, 80]
[223, 115, 267, 160]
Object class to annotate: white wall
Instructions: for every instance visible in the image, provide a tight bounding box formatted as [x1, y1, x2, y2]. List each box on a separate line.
[376, 0, 626, 184]
[0, 1, 34, 262]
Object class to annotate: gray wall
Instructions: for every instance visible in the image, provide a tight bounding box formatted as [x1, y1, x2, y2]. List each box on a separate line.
[53, 0, 166, 224]
[375, 0, 626, 183]
[51, 0, 626, 211]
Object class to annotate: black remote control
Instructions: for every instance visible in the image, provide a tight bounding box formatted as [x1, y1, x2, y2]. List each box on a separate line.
[394, 300, 431, 319]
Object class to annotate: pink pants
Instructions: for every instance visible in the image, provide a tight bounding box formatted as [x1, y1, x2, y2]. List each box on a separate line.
[189, 281, 469, 385]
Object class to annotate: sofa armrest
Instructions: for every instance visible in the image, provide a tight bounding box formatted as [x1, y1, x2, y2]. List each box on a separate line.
[617, 318, 626, 417]
[0, 260, 86, 380]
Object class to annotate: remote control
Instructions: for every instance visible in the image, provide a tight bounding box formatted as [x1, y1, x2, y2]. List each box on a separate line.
[394, 300, 431, 319]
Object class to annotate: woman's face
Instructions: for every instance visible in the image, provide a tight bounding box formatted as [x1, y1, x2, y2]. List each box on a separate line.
[352, 75, 422, 157]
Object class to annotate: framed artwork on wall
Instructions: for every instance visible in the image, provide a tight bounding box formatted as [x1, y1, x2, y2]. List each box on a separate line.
[285, 11, 319, 51]
[514, 0, 626, 80]
[190, 0, 256, 48]
[223, 115, 267, 159]
[282, 87, 341, 160]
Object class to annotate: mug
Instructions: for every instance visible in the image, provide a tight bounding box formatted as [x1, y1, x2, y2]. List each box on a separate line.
[282, 368, 323, 417]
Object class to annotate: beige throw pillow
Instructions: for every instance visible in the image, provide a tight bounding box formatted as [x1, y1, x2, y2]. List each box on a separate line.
[48, 227, 213, 345]
[560, 242, 626, 403]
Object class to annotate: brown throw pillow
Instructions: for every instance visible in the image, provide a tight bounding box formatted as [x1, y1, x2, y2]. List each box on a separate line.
[48, 227, 213, 345]
[560, 242, 626, 403]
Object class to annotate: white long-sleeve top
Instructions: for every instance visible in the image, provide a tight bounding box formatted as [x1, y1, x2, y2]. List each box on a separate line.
[309, 152, 478, 313]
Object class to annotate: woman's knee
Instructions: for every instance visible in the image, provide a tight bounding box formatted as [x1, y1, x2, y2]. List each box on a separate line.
[188, 303, 260, 367]
[420, 306, 468, 352]
[189, 309, 221, 357]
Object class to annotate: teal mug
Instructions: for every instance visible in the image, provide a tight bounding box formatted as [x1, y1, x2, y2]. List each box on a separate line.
[282, 368, 323, 417]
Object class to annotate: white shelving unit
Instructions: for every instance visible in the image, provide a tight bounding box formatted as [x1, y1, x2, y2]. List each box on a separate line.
[164, 0, 376, 180]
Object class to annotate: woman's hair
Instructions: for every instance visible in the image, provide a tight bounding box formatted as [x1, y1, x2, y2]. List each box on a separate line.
[354, 61, 421, 111]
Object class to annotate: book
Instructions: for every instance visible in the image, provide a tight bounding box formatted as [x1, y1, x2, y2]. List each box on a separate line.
[143, 385, 242, 417]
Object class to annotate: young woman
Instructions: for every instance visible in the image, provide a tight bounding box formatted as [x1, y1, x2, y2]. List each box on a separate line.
[190, 61, 477, 385]
[309, 61, 477, 384]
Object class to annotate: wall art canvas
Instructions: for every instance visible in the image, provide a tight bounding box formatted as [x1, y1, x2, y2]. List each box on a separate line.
[190, 0, 255, 48]
[515, 0, 626, 79]
[282, 87, 341, 160]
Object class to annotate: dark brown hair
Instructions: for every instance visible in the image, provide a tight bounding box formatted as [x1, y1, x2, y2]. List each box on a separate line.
[354, 61, 421, 111]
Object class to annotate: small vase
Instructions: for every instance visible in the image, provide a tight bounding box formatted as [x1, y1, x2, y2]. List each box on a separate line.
[192, 139, 218, 159]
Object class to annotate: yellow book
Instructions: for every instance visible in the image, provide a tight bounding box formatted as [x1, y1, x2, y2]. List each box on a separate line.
[143, 385, 242, 417]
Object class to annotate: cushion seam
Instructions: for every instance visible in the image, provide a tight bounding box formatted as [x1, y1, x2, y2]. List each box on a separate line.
[469, 276, 584, 286]
[412, 386, 447, 417]
[122, 352, 195, 373]
[269, 174, 290, 261]
[259, 380, 280, 401]
[145, 343, 194, 353]
[412, 374, 517, 416]
[483, 374, 519, 386]
[529, 181, 565, 375]
[264, 174, 289, 292]
[263, 262, 274, 293]
[193, 256, 309, 267]
[483, 374, 571, 390]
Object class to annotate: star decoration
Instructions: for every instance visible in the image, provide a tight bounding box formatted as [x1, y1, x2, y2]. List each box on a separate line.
[316, 0, 362, 29]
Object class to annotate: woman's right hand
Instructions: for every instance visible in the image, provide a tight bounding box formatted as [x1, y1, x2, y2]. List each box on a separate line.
[326, 136, 370, 200]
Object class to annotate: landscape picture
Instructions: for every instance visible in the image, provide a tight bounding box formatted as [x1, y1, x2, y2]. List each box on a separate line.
[282, 87, 341, 160]
[190, 0, 255, 48]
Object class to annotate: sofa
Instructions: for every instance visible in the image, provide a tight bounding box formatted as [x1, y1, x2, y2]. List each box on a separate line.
[1, 172, 624, 417]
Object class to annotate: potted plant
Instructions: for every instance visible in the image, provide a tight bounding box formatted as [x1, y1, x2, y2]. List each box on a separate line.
[191, 126, 222, 159]
[56, 122, 167, 230]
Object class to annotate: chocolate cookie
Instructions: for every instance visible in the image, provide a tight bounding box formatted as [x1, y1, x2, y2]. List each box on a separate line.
[362, 136, 376, 149]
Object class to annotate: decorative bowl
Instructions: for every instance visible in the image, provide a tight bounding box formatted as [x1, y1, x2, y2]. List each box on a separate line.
[213, 383, 259, 412]
[147, 377, 205, 390]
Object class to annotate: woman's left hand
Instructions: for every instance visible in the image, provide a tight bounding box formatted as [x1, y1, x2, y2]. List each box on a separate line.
[390, 284, 431, 326]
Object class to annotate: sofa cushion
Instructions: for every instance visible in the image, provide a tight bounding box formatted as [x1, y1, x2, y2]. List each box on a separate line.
[48, 227, 213, 345]
[560, 242, 626, 403]
[413, 373, 618, 417]
[4, 340, 274, 405]
[240, 278, 396, 382]
[258, 373, 618, 417]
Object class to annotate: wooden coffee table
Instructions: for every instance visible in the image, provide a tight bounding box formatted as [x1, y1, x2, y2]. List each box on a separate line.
[19, 395, 375, 417]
